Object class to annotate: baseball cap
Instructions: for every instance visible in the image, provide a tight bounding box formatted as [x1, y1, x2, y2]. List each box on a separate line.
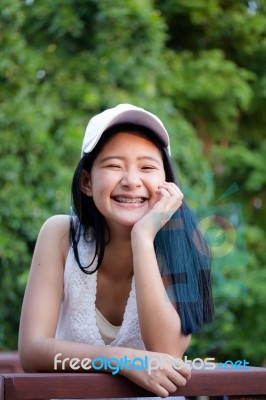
[81, 104, 171, 156]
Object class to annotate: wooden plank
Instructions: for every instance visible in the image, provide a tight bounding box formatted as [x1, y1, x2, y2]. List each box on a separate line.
[0, 376, 4, 400]
[0, 353, 23, 374]
[2, 366, 266, 399]
[229, 397, 266, 399]
[3, 373, 153, 400]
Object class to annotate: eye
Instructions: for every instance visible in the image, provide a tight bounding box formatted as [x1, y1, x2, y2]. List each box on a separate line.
[105, 164, 122, 169]
[141, 165, 157, 170]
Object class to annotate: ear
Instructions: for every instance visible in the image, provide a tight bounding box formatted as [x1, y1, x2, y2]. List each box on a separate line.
[80, 169, 93, 197]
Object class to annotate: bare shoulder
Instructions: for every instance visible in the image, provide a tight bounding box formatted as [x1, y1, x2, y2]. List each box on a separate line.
[36, 214, 71, 262]
[41, 214, 70, 233]
[39, 214, 70, 238]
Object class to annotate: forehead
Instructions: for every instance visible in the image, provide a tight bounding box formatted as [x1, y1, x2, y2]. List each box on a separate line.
[98, 131, 163, 156]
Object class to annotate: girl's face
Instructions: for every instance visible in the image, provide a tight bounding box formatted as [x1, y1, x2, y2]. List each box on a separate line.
[83, 131, 166, 230]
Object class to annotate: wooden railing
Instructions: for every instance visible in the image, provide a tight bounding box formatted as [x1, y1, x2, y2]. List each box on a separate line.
[1, 353, 266, 399]
[0, 353, 23, 374]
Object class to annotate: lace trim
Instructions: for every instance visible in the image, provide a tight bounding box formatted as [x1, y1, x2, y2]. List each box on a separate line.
[67, 234, 145, 350]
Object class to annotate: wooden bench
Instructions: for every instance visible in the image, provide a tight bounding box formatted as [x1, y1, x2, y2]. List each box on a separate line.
[1, 366, 266, 399]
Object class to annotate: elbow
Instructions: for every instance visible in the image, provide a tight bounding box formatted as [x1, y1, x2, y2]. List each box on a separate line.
[19, 351, 38, 372]
[144, 333, 192, 359]
[19, 345, 41, 372]
[19, 352, 51, 373]
[171, 336, 192, 359]
[18, 336, 34, 372]
[18, 339, 51, 372]
[20, 362, 37, 373]
[177, 333, 192, 357]
[173, 333, 192, 358]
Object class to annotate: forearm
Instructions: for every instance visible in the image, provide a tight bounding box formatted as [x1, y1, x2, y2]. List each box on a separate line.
[131, 235, 190, 356]
[19, 321, 192, 399]
[19, 336, 139, 372]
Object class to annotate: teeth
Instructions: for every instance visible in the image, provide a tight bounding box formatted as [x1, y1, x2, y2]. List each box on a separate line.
[114, 197, 145, 203]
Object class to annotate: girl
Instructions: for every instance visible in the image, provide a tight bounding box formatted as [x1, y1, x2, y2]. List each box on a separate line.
[19, 104, 214, 399]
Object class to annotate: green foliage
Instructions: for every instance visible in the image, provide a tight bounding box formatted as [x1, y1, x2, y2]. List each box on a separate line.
[0, 0, 265, 366]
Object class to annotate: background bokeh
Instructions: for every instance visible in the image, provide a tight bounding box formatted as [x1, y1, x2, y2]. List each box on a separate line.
[0, 0, 265, 366]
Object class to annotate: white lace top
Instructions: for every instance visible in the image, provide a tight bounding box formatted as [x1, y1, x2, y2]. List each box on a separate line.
[55, 232, 184, 400]
[55, 234, 145, 349]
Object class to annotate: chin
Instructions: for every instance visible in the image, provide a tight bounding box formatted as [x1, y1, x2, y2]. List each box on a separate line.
[115, 217, 142, 228]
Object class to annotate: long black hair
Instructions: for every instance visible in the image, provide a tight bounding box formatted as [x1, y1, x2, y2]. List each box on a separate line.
[70, 123, 214, 334]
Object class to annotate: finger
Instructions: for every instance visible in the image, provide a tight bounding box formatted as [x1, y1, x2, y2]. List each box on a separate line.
[173, 364, 192, 381]
[155, 187, 172, 198]
[155, 386, 169, 398]
[157, 188, 183, 206]
[166, 181, 183, 193]
[159, 376, 178, 393]
[156, 187, 183, 211]
[168, 368, 188, 387]
[158, 182, 184, 199]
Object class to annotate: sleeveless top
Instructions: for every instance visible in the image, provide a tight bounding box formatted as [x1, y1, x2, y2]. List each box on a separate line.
[55, 232, 184, 400]
[55, 233, 145, 347]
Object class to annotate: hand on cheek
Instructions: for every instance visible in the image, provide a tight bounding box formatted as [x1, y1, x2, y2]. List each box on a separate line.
[131, 182, 184, 241]
[154, 182, 183, 212]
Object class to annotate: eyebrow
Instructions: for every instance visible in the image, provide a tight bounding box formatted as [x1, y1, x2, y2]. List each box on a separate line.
[99, 156, 162, 165]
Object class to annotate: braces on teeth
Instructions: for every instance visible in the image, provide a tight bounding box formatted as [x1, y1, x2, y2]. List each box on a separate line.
[115, 197, 145, 203]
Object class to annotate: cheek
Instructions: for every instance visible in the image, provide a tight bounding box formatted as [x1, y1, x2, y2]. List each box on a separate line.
[145, 171, 166, 188]
[91, 171, 117, 195]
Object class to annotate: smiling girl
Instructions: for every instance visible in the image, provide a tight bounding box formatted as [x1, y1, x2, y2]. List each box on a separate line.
[19, 104, 214, 399]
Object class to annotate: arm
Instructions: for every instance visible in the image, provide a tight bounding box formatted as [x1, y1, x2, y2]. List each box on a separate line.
[131, 182, 191, 356]
[18, 215, 138, 372]
[18, 214, 190, 397]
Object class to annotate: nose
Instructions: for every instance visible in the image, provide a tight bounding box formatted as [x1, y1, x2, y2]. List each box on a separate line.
[120, 168, 142, 189]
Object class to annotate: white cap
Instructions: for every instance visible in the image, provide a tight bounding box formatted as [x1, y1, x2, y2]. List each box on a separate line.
[81, 103, 171, 156]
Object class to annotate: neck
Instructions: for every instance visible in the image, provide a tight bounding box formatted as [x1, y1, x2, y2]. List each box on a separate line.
[100, 225, 134, 279]
[107, 221, 132, 242]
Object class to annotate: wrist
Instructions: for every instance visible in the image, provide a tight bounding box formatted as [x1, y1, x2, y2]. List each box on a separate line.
[131, 230, 154, 249]
[116, 348, 142, 376]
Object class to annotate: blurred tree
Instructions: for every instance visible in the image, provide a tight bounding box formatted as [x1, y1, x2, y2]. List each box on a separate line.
[155, 0, 266, 364]
[0, 0, 265, 365]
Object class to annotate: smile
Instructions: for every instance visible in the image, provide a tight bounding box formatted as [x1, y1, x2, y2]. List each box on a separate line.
[112, 196, 147, 204]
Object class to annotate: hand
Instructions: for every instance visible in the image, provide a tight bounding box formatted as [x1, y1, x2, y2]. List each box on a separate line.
[120, 350, 191, 398]
[131, 182, 183, 241]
